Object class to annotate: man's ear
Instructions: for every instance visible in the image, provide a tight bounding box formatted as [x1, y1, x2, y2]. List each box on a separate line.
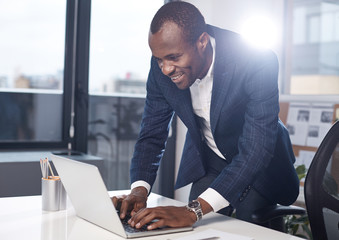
[196, 32, 210, 54]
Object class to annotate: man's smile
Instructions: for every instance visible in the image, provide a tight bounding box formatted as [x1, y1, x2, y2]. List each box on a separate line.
[170, 73, 184, 82]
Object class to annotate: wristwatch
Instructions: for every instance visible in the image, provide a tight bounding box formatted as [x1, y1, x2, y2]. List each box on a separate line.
[186, 200, 203, 221]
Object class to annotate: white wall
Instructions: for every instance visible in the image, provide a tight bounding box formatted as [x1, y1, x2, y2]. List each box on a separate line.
[187, 0, 284, 31]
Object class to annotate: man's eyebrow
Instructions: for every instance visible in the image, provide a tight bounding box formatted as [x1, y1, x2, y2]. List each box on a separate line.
[164, 53, 182, 59]
[153, 53, 182, 61]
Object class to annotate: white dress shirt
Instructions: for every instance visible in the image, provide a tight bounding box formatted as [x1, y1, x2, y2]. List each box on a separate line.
[188, 37, 229, 212]
[131, 36, 229, 213]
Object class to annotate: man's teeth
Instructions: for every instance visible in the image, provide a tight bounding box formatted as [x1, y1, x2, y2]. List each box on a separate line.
[171, 74, 182, 80]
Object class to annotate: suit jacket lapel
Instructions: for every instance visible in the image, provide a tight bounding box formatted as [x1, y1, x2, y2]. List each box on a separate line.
[209, 30, 236, 135]
[162, 81, 202, 147]
[210, 65, 234, 135]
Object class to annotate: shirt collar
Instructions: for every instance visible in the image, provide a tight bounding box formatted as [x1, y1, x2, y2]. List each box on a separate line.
[205, 36, 216, 79]
[194, 35, 215, 85]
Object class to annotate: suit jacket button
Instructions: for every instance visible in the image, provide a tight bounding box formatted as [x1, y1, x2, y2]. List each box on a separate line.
[239, 197, 244, 201]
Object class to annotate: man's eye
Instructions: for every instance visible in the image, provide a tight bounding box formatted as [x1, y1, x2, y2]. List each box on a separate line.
[169, 56, 179, 61]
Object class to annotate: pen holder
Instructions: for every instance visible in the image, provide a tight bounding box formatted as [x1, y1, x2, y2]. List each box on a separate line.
[41, 176, 67, 211]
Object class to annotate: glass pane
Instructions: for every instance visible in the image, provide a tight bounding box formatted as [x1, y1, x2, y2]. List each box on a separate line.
[88, 95, 145, 190]
[289, 0, 339, 95]
[89, 0, 163, 94]
[0, 0, 66, 142]
[322, 142, 339, 199]
[88, 0, 164, 190]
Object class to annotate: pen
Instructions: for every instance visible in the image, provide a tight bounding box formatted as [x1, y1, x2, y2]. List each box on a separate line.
[40, 159, 44, 177]
[47, 159, 55, 177]
[45, 158, 48, 178]
[40, 157, 53, 179]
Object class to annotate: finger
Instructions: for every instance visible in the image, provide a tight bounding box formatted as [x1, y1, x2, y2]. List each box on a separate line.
[112, 195, 127, 209]
[132, 206, 193, 229]
[128, 208, 149, 227]
[130, 209, 138, 217]
[131, 201, 147, 216]
[111, 196, 117, 206]
[119, 197, 132, 219]
[147, 219, 166, 230]
[131, 209, 164, 229]
[111, 196, 120, 208]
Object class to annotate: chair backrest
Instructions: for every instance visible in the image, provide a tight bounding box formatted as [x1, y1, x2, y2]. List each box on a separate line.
[304, 120, 339, 240]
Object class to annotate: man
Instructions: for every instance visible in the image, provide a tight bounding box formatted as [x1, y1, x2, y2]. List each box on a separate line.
[112, 1, 299, 230]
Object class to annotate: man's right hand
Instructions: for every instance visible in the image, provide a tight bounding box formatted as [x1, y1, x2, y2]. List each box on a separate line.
[111, 186, 148, 219]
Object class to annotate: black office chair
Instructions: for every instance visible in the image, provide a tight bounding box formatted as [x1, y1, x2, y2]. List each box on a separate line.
[304, 120, 339, 240]
[251, 203, 306, 232]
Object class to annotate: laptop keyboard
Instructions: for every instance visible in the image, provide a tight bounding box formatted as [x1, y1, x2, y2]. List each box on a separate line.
[117, 211, 153, 233]
[121, 215, 151, 233]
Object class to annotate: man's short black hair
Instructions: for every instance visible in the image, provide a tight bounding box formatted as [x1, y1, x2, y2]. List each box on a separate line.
[150, 1, 207, 45]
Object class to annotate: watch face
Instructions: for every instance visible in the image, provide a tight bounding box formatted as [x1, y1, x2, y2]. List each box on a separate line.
[189, 201, 200, 208]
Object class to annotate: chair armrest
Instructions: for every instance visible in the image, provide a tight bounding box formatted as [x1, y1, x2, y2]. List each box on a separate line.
[251, 205, 306, 223]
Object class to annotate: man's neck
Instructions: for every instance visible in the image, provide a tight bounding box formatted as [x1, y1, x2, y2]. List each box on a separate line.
[198, 41, 214, 80]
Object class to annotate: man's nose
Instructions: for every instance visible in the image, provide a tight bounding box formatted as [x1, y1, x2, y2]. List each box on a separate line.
[161, 61, 175, 76]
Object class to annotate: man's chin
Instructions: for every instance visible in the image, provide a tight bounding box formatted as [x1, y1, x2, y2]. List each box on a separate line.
[173, 78, 194, 90]
[175, 82, 189, 90]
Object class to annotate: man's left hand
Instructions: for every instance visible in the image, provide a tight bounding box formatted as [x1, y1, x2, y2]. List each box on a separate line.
[128, 206, 197, 230]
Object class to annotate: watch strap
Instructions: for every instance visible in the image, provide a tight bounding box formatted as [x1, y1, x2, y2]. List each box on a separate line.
[186, 200, 203, 221]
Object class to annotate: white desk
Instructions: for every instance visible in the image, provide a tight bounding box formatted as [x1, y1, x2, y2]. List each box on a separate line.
[0, 190, 303, 240]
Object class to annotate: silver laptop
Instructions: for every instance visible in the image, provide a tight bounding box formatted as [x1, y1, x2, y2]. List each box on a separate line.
[51, 154, 192, 238]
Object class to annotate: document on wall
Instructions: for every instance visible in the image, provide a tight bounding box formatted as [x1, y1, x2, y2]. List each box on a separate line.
[305, 104, 334, 147]
[286, 103, 311, 146]
[286, 103, 334, 147]
[172, 229, 254, 240]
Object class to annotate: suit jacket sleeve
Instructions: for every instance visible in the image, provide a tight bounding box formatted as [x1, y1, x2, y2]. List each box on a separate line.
[130, 58, 174, 188]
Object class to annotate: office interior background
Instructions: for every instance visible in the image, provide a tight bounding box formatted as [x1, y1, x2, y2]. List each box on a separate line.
[0, 0, 339, 205]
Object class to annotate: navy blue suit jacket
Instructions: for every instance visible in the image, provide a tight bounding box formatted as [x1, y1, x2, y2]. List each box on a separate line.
[130, 25, 299, 208]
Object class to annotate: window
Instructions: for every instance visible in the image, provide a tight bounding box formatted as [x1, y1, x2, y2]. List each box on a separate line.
[0, 0, 68, 145]
[89, 0, 163, 94]
[0, 0, 175, 197]
[87, 0, 164, 190]
[286, 0, 339, 95]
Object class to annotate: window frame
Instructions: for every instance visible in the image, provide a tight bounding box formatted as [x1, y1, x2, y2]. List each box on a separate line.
[0, 0, 77, 150]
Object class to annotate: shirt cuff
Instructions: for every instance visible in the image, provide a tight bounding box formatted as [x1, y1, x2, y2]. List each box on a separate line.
[199, 188, 229, 212]
[131, 180, 151, 194]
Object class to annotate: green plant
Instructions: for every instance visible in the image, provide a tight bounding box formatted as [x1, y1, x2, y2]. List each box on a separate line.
[285, 214, 312, 239]
[296, 164, 307, 182]
[284, 164, 312, 239]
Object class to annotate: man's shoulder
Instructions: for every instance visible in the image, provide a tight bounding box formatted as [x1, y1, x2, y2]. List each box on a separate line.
[208, 24, 277, 67]
[207, 24, 241, 41]
[207, 24, 276, 52]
